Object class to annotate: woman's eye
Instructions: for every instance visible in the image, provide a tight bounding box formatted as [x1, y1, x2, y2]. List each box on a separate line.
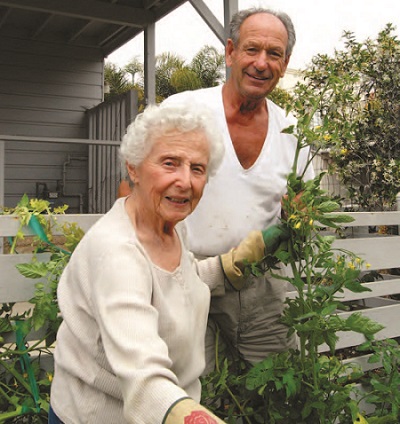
[192, 166, 206, 175]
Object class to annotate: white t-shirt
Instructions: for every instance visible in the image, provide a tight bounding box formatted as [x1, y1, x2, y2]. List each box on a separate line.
[164, 85, 314, 256]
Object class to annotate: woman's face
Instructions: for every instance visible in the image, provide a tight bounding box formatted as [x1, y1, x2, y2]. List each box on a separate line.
[128, 129, 210, 227]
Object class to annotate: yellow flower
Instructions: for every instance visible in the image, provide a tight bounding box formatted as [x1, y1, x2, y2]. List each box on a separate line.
[353, 412, 368, 424]
[309, 219, 314, 226]
[340, 148, 348, 155]
[294, 222, 301, 229]
[366, 263, 371, 269]
[47, 372, 53, 382]
[348, 262, 355, 270]
[323, 134, 332, 141]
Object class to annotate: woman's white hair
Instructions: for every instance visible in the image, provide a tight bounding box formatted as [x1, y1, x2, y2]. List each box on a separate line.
[120, 102, 224, 178]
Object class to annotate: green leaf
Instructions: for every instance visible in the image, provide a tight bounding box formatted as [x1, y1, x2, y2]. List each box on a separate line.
[282, 369, 299, 397]
[326, 213, 355, 223]
[245, 356, 275, 390]
[345, 279, 372, 293]
[16, 262, 48, 279]
[317, 201, 340, 212]
[281, 124, 295, 134]
[321, 303, 339, 316]
[322, 330, 339, 353]
[17, 193, 30, 208]
[368, 353, 382, 364]
[345, 312, 385, 338]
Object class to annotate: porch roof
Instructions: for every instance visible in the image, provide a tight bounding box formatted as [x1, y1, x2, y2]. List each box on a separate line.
[0, 0, 238, 59]
[0, 0, 190, 56]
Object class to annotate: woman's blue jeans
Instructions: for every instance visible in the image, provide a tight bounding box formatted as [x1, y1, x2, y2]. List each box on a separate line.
[48, 405, 64, 424]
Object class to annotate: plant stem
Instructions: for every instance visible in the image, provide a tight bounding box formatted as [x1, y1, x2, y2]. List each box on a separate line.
[0, 359, 33, 394]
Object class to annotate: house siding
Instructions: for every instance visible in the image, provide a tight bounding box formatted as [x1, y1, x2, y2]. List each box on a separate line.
[0, 35, 104, 212]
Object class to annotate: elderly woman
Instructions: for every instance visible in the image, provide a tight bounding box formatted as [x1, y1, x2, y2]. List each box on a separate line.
[49, 102, 262, 424]
[49, 102, 281, 423]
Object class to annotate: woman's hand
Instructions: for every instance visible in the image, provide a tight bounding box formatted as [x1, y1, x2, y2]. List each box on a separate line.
[165, 398, 225, 424]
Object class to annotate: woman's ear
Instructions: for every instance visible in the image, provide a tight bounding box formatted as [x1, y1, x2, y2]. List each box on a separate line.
[126, 163, 138, 184]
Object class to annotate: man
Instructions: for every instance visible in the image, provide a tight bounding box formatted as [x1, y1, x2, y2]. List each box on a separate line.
[164, 7, 314, 368]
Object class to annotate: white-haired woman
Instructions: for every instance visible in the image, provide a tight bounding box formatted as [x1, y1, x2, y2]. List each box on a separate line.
[49, 102, 276, 424]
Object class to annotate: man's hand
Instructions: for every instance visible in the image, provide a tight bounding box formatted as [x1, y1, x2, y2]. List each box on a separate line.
[262, 224, 290, 255]
[220, 224, 290, 289]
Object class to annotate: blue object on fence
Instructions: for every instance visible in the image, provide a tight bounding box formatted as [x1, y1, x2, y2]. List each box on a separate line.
[28, 215, 71, 256]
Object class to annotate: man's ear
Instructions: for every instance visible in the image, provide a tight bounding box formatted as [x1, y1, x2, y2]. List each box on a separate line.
[225, 38, 235, 67]
[281, 54, 291, 77]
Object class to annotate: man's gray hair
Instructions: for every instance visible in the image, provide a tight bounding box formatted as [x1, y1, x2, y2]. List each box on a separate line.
[229, 7, 296, 57]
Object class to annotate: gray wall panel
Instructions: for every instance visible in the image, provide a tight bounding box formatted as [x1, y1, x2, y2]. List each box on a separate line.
[0, 35, 104, 210]
[0, 124, 87, 139]
[0, 93, 98, 111]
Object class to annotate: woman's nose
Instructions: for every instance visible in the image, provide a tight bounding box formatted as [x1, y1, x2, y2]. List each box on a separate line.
[175, 165, 191, 188]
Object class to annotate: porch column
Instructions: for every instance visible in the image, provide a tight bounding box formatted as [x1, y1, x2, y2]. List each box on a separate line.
[144, 22, 156, 105]
[0, 140, 4, 252]
[0, 141, 4, 207]
[189, 0, 238, 78]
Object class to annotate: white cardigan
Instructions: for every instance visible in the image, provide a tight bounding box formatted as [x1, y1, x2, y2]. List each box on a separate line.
[50, 198, 225, 423]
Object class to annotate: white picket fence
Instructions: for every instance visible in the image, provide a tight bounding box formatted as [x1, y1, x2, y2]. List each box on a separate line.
[291, 211, 400, 358]
[0, 211, 399, 410]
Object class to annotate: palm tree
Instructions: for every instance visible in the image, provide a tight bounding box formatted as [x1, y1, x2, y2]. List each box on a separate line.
[170, 68, 202, 93]
[124, 56, 144, 87]
[124, 57, 145, 110]
[190, 45, 225, 88]
[105, 45, 226, 103]
[155, 52, 186, 99]
[104, 62, 134, 100]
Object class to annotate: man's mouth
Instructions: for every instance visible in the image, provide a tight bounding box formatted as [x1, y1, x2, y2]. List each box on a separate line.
[246, 72, 269, 81]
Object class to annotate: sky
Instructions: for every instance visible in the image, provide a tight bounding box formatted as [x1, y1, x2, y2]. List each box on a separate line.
[108, 0, 400, 71]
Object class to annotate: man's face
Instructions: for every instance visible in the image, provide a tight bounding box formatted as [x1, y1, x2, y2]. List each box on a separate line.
[226, 13, 290, 100]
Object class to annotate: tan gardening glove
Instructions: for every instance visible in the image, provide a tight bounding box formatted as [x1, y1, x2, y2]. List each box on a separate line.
[220, 225, 290, 290]
[165, 398, 225, 423]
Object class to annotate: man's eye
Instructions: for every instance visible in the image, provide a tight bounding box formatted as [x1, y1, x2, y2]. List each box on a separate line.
[270, 51, 283, 58]
[164, 160, 175, 167]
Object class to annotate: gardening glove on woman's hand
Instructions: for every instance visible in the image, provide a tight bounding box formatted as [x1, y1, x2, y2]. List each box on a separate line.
[165, 398, 225, 424]
[220, 224, 290, 290]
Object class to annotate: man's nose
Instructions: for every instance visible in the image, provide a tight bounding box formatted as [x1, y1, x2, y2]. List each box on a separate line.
[254, 51, 268, 70]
